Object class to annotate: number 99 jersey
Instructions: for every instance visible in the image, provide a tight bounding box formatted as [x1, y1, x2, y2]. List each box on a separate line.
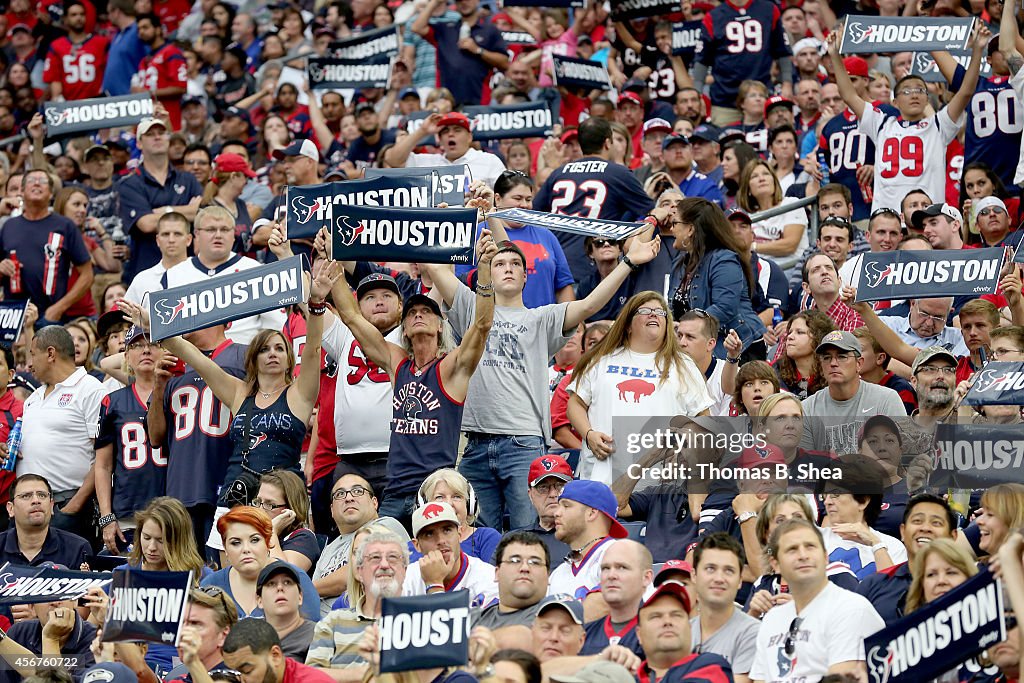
[96, 386, 167, 520]
[858, 105, 963, 214]
[696, 0, 791, 108]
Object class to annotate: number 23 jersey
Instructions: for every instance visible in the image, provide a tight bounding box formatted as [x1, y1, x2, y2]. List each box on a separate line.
[858, 104, 963, 214]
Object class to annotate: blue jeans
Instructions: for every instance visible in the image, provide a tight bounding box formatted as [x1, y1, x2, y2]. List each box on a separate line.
[379, 490, 419, 536]
[459, 434, 543, 531]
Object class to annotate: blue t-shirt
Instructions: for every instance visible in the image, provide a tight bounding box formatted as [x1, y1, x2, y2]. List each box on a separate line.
[679, 170, 725, 207]
[456, 222, 574, 308]
[201, 563, 321, 622]
[0, 213, 91, 314]
[103, 23, 147, 96]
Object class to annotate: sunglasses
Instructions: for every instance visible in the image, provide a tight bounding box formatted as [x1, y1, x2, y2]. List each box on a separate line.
[784, 617, 803, 656]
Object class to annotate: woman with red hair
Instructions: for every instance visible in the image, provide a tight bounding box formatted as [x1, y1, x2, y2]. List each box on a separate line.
[200, 506, 321, 621]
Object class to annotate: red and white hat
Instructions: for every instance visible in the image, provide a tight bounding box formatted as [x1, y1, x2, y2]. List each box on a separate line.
[411, 501, 460, 537]
[528, 455, 573, 488]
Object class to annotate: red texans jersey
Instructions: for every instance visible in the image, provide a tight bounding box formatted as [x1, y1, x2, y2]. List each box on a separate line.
[44, 33, 110, 101]
[137, 43, 187, 129]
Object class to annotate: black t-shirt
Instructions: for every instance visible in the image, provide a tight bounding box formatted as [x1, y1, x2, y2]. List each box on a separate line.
[346, 129, 397, 170]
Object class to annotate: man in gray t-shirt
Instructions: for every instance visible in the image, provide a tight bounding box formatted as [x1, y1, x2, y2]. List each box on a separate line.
[427, 222, 662, 530]
[801, 331, 906, 454]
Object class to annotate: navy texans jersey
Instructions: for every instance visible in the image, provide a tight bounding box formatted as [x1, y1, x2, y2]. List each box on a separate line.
[580, 616, 645, 658]
[952, 64, 1023, 189]
[646, 52, 680, 104]
[534, 156, 654, 282]
[161, 340, 247, 507]
[697, 0, 791, 107]
[818, 109, 875, 221]
[97, 385, 167, 519]
[611, 24, 660, 80]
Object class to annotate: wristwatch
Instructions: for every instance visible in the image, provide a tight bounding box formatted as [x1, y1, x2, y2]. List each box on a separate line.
[476, 46, 484, 56]
[738, 511, 758, 524]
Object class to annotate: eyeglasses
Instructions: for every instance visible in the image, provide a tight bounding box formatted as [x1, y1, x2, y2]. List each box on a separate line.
[869, 207, 903, 220]
[990, 347, 1024, 360]
[196, 585, 232, 614]
[816, 352, 856, 363]
[362, 552, 405, 566]
[14, 491, 51, 501]
[784, 617, 803, 656]
[332, 486, 370, 501]
[533, 481, 565, 496]
[636, 307, 668, 318]
[897, 87, 927, 96]
[250, 498, 288, 511]
[916, 365, 957, 376]
[211, 669, 243, 683]
[912, 305, 948, 325]
[978, 207, 1006, 217]
[24, 176, 48, 186]
[500, 555, 546, 567]
[184, 158, 211, 167]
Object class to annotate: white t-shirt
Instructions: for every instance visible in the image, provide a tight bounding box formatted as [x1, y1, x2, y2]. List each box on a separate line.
[706, 357, 733, 417]
[1011, 67, 1024, 187]
[548, 536, 614, 600]
[124, 261, 169, 305]
[407, 148, 506, 189]
[572, 348, 713, 484]
[321, 318, 402, 455]
[20, 367, 107, 492]
[749, 581, 885, 683]
[162, 254, 287, 345]
[752, 196, 809, 271]
[403, 552, 497, 607]
[858, 105, 963, 214]
[820, 526, 908, 580]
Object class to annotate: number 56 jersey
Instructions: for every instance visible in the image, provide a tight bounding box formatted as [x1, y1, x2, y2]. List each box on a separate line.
[858, 105, 963, 214]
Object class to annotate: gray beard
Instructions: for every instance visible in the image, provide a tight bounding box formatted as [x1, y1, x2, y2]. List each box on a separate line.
[922, 388, 953, 410]
[370, 578, 401, 599]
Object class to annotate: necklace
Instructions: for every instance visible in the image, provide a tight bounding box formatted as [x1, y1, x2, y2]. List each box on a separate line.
[413, 356, 438, 375]
[259, 384, 286, 400]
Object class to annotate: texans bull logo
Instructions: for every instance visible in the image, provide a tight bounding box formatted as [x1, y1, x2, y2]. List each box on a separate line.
[308, 62, 325, 82]
[154, 297, 187, 325]
[539, 457, 557, 472]
[336, 214, 365, 247]
[43, 244, 61, 261]
[291, 195, 322, 225]
[972, 368, 1003, 393]
[402, 394, 426, 419]
[866, 645, 894, 683]
[846, 22, 874, 44]
[862, 261, 894, 289]
[914, 52, 935, 74]
[0, 571, 18, 590]
[248, 433, 268, 451]
[45, 108, 70, 127]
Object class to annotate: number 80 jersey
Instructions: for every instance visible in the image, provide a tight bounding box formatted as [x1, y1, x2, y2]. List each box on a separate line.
[97, 385, 167, 520]
[858, 105, 963, 214]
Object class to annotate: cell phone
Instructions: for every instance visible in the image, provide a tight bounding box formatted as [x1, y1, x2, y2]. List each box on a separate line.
[979, 347, 988, 367]
[168, 357, 187, 376]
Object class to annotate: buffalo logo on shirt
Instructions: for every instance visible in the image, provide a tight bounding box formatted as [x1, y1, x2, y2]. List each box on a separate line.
[336, 214, 365, 247]
[153, 297, 187, 325]
[58, 393, 73, 407]
[846, 22, 874, 44]
[862, 262, 894, 289]
[291, 196, 321, 225]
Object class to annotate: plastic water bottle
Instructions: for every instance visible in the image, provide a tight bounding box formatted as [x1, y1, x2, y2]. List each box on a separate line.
[772, 305, 784, 328]
[4, 417, 22, 472]
[817, 151, 830, 185]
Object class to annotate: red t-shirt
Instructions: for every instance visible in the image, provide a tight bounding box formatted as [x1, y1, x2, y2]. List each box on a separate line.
[0, 391, 24, 506]
[43, 33, 110, 101]
[283, 656, 336, 683]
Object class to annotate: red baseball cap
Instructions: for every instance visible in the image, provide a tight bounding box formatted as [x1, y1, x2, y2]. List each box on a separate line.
[214, 153, 256, 178]
[618, 91, 644, 108]
[738, 443, 786, 469]
[764, 96, 794, 117]
[437, 112, 472, 132]
[529, 455, 573, 487]
[560, 128, 579, 144]
[654, 559, 693, 586]
[642, 579, 693, 613]
[843, 56, 870, 78]
[643, 118, 673, 137]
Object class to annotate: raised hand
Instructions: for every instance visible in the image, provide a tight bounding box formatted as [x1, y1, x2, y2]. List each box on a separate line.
[310, 259, 345, 302]
[115, 298, 151, 331]
[625, 233, 662, 266]
[268, 224, 293, 260]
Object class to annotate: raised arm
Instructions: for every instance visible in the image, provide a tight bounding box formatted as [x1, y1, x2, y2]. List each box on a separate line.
[116, 298, 249, 413]
[840, 286, 919, 366]
[563, 231, 662, 333]
[292, 260, 344, 414]
[329, 268, 402, 378]
[826, 30, 867, 119]
[929, 51, 959, 83]
[947, 24, 990, 122]
[382, 112, 441, 168]
[999, 1, 1024, 73]
[412, 0, 442, 37]
[441, 232, 497, 398]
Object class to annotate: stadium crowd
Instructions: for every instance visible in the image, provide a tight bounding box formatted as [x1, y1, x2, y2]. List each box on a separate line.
[0, 0, 1018, 681]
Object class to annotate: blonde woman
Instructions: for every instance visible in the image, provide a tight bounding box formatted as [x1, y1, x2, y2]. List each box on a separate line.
[568, 292, 714, 484]
[415, 469, 500, 564]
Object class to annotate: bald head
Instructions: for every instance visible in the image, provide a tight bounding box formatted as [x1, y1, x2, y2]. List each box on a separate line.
[599, 540, 654, 612]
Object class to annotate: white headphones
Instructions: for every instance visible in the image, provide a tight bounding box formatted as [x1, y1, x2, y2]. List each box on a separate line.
[417, 470, 479, 521]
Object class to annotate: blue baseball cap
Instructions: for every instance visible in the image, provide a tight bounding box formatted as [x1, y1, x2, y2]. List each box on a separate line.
[691, 123, 721, 143]
[559, 480, 628, 538]
[661, 134, 691, 150]
[399, 87, 421, 100]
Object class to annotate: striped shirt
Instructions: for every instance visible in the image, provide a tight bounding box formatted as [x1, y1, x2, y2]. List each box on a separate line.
[304, 607, 374, 669]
